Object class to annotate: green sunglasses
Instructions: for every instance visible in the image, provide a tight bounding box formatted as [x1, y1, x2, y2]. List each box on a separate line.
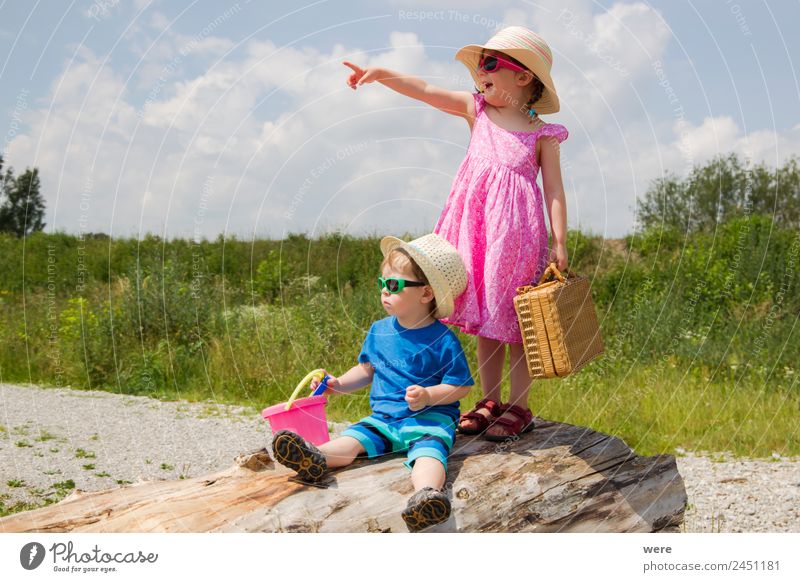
[377, 277, 426, 293]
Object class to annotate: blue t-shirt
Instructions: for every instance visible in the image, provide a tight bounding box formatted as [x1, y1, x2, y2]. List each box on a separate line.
[358, 316, 474, 421]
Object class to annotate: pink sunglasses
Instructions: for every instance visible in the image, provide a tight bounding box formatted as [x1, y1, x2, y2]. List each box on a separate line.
[478, 54, 527, 74]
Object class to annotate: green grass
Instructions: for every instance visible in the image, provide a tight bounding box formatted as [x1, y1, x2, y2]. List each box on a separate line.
[532, 363, 799, 457]
[0, 498, 50, 518]
[34, 430, 57, 442]
[52, 479, 75, 491]
[0, 223, 796, 459]
[0, 479, 80, 518]
[75, 448, 95, 459]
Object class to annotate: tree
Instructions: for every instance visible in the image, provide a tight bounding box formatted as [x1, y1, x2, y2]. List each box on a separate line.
[634, 172, 691, 232]
[0, 155, 46, 236]
[635, 153, 800, 233]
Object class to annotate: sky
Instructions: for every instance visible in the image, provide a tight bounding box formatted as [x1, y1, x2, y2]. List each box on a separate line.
[1, 0, 799, 240]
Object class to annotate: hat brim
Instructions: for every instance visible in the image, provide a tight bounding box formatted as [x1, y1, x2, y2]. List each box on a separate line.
[455, 44, 560, 114]
[380, 236, 455, 319]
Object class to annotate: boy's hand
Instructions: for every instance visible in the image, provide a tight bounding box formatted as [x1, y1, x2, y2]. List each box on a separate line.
[405, 385, 430, 411]
[343, 61, 384, 89]
[310, 371, 339, 395]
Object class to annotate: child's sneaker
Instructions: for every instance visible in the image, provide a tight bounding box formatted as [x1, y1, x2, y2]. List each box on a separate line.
[401, 487, 452, 532]
[271, 430, 328, 483]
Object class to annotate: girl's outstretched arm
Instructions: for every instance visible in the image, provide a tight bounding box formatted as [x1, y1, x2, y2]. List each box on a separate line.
[540, 136, 569, 271]
[343, 61, 474, 122]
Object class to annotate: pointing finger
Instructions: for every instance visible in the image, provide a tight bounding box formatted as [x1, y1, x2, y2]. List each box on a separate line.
[342, 61, 362, 74]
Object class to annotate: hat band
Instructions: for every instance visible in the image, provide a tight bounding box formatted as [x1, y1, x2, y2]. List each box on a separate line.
[487, 29, 553, 67]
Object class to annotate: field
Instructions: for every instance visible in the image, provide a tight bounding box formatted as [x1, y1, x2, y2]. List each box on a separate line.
[1, 215, 798, 457]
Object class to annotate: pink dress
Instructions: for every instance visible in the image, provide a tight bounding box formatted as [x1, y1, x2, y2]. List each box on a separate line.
[434, 92, 569, 344]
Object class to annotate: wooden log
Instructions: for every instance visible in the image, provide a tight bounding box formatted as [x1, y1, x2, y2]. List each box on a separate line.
[0, 418, 687, 533]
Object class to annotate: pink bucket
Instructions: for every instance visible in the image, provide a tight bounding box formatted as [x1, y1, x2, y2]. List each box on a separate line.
[262, 395, 330, 446]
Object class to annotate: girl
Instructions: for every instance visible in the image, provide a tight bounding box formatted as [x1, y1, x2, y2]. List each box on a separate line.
[343, 26, 569, 441]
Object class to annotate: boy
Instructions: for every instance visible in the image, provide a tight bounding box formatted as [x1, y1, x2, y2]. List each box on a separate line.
[272, 233, 473, 532]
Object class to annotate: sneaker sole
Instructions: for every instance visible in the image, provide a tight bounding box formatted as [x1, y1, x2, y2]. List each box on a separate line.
[272, 431, 327, 483]
[402, 495, 452, 532]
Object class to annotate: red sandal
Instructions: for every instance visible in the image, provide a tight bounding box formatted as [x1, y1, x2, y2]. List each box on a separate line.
[457, 398, 503, 435]
[484, 404, 534, 441]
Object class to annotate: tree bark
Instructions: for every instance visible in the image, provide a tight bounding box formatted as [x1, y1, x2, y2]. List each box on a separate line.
[0, 418, 686, 533]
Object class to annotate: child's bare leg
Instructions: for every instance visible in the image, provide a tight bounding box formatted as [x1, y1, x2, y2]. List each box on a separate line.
[410, 457, 446, 491]
[403, 457, 451, 532]
[318, 436, 365, 469]
[483, 343, 533, 439]
[459, 336, 505, 431]
[477, 335, 505, 403]
[507, 342, 532, 408]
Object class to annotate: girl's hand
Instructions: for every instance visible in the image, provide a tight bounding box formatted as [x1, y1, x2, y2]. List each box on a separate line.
[549, 242, 569, 272]
[405, 385, 430, 411]
[310, 371, 340, 395]
[343, 61, 385, 89]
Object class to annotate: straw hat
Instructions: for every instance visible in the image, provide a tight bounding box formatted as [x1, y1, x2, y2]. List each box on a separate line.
[380, 234, 467, 320]
[455, 26, 560, 114]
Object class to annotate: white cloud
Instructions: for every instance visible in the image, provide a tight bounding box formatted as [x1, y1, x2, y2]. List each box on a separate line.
[679, 116, 739, 160]
[5, 30, 469, 239]
[503, 0, 672, 130]
[679, 116, 800, 167]
[5, 0, 800, 241]
[563, 114, 800, 236]
[388, 0, 515, 8]
[127, 6, 240, 90]
[148, 10, 171, 31]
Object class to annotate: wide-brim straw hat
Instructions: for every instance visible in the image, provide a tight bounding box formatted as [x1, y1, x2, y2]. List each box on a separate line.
[380, 233, 467, 320]
[455, 26, 560, 114]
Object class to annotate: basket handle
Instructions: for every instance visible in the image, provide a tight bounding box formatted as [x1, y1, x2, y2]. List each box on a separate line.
[284, 369, 326, 411]
[537, 262, 574, 286]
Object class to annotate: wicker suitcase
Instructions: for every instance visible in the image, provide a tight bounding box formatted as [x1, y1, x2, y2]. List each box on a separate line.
[513, 263, 604, 379]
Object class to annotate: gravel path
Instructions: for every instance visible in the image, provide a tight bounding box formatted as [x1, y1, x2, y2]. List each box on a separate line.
[1, 383, 798, 532]
[677, 452, 800, 532]
[0, 383, 270, 509]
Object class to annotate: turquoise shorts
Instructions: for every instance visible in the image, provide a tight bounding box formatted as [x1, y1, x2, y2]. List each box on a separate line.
[341, 410, 457, 471]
